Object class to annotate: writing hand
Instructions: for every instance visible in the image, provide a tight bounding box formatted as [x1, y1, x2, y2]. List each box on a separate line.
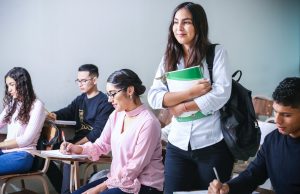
[59, 141, 72, 154]
[208, 179, 229, 194]
[60, 142, 83, 155]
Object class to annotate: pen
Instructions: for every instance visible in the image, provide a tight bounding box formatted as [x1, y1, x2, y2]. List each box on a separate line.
[61, 130, 68, 151]
[62, 131, 66, 142]
[213, 167, 220, 181]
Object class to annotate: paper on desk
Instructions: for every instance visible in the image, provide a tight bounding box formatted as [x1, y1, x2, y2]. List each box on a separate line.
[54, 120, 76, 125]
[174, 191, 207, 194]
[41, 150, 88, 159]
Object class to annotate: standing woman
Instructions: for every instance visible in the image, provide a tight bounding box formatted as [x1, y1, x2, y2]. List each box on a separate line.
[148, 2, 234, 193]
[0, 67, 46, 175]
[60, 69, 164, 194]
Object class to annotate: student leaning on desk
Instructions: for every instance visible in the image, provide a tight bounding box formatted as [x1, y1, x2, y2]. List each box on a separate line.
[208, 77, 300, 194]
[60, 69, 164, 194]
[46, 64, 114, 194]
[0, 67, 46, 175]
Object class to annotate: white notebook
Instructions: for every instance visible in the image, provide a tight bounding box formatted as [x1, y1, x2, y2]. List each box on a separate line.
[41, 150, 88, 159]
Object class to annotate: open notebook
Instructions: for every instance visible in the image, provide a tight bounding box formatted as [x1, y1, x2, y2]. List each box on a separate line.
[41, 150, 88, 159]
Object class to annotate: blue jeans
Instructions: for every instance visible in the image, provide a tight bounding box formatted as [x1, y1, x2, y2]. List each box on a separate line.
[164, 140, 234, 194]
[61, 163, 72, 194]
[0, 150, 34, 175]
[72, 177, 163, 194]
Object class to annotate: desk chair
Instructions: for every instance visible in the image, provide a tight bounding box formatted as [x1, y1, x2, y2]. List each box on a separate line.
[81, 155, 112, 185]
[0, 121, 59, 194]
[56, 125, 112, 190]
[252, 96, 274, 122]
[156, 109, 172, 128]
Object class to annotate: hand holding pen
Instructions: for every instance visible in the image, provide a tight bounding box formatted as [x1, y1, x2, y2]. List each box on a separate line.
[208, 167, 230, 194]
[59, 131, 71, 154]
[59, 131, 84, 155]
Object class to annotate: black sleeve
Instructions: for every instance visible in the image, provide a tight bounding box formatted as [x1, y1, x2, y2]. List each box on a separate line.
[85, 99, 114, 142]
[227, 142, 269, 194]
[54, 96, 81, 120]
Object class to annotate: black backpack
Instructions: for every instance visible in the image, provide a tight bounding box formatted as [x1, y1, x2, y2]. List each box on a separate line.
[207, 44, 261, 161]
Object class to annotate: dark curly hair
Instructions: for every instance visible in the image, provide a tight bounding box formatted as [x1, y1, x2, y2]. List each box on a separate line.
[3, 67, 36, 125]
[272, 77, 300, 108]
[107, 69, 146, 98]
[164, 2, 211, 72]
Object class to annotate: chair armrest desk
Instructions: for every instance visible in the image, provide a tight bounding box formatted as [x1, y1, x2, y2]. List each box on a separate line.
[31, 150, 112, 192]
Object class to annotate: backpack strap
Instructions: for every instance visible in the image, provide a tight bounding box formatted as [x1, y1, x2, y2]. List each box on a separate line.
[232, 70, 242, 82]
[206, 44, 218, 83]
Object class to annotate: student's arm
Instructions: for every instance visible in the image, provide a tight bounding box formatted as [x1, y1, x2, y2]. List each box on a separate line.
[0, 108, 7, 129]
[106, 118, 161, 190]
[15, 100, 46, 148]
[0, 108, 17, 149]
[54, 96, 79, 120]
[193, 45, 232, 115]
[74, 137, 88, 145]
[148, 57, 211, 109]
[0, 139, 18, 149]
[84, 98, 114, 142]
[208, 143, 269, 194]
[162, 79, 211, 107]
[168, 100, 201, 117]
[80, 113, 114, 161]
[226, 144, 269, 194]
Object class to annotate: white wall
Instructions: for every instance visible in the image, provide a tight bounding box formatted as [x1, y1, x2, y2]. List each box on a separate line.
[0, 0, 299, 112]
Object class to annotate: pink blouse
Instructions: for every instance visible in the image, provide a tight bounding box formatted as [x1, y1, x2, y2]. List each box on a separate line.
[0, 99, 46, 153]
[81, 104, 164, 193]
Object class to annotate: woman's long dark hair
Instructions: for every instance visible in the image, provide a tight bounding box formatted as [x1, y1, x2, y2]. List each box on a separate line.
[164, 2, 211, 72]
[3, 67, 36, 125]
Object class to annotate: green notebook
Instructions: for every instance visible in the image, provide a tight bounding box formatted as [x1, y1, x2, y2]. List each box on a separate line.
[166, 65, 203, 81]
[166, 65, 203, 94]
[166, 66, 207, 122]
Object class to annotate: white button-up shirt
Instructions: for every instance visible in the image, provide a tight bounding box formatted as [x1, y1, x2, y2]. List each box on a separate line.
[148, 45, 232, 151]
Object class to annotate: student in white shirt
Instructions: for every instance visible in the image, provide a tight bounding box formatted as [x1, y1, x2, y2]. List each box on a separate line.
[0, 67, 46, 175]
[148, 2, 234, 193]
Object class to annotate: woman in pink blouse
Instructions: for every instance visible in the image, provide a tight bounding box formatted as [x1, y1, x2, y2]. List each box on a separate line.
[0, 67, 46, 175]
[60, 69, 164, 194]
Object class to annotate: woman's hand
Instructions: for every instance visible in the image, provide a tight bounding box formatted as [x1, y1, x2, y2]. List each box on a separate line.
[59, 142, 83, 155]
[83, 182, 108, 194]
[47, 112, 57, 120]
[169, 103, 185, 117]
[188, 79, 212, 99]
[208, 179, 230, 194]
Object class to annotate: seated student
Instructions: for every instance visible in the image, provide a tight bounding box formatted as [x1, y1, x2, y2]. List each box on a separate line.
[60, 69, 164, 194]
[0, 67, 46, 175]
[208, 77, 300, 194]
[47, 64, 114, 194]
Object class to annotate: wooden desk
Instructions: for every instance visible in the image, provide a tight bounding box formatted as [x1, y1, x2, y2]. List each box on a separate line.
[31, 150, 112, 192]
